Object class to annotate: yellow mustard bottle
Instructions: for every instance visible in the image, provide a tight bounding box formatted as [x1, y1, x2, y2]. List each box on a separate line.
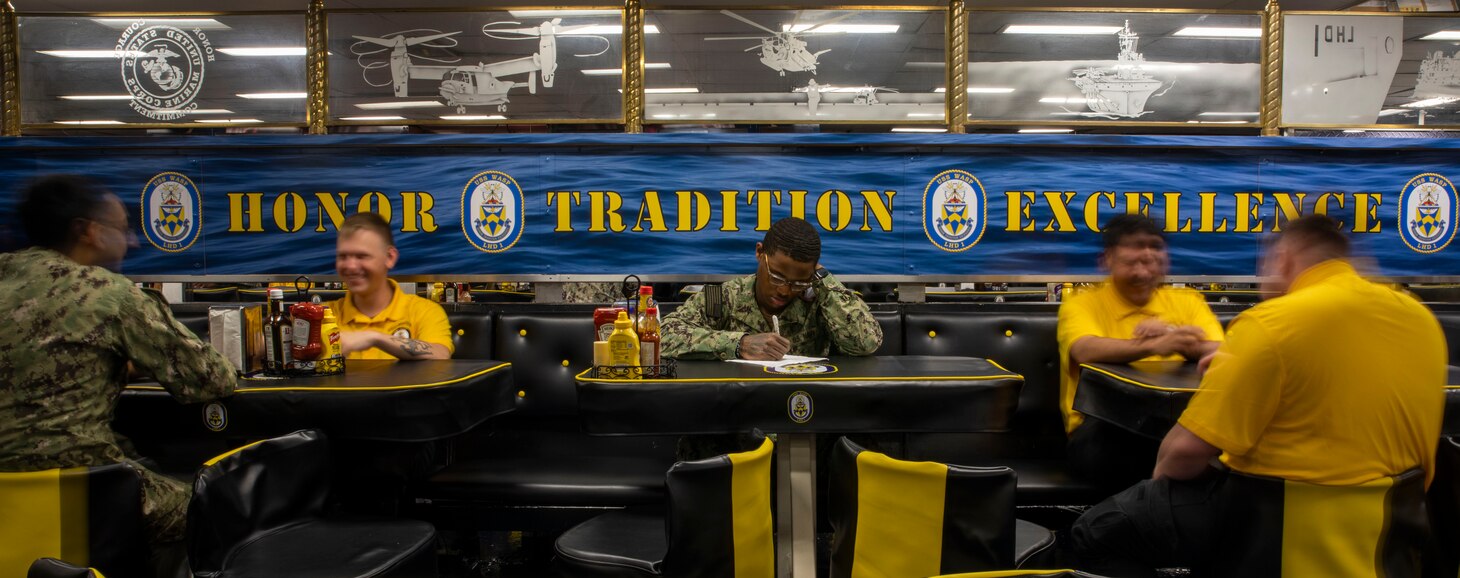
[319, 307, 343, 374]
[607, 311, 641, 367]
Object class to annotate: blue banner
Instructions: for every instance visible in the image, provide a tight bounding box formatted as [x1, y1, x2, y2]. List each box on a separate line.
[1, 133, 1457, 278]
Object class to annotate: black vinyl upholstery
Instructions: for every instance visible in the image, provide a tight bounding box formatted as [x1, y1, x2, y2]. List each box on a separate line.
[0, 464, 148, 578]
[1425, 436, 1460, 578]
[189, 430, 437, 578]
[446, 312, 494, 360]
[27, 559, 102, 578]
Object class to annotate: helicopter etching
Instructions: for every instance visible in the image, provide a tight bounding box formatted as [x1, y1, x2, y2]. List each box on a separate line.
[351, 20, 607, 114]
[705, 10, 855, 76]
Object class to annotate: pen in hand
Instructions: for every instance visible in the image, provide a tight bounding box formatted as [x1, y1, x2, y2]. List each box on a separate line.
[772, 315, 780, 336]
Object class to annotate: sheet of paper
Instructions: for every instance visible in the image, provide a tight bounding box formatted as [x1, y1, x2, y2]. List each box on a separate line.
[726, 355, 828, 368]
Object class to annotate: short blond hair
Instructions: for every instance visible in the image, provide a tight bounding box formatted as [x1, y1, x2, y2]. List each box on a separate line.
[339, 212, 393, 247]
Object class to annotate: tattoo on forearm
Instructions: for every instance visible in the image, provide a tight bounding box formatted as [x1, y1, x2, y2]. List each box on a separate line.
[392, 336, 434, 357]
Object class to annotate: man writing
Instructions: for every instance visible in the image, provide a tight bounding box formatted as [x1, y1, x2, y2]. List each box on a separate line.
[1057, 214, 1224, 487]
[662, 216, 882, 360]
[327, 212, 454, 360]
[1071, 215, 1446, 576]
[0, 175, 237, 573]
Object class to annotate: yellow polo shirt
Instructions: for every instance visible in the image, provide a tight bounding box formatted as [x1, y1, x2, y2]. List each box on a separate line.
[1057, 283, 1225, 433]
[1180, 260, 1445, 486]
[326, 280, 455, 360]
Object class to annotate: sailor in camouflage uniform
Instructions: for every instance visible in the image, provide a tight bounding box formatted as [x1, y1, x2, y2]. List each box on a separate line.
[662, 217, 882, 360]
[562, 281, 624, 304]
[0, 176, 237, 551]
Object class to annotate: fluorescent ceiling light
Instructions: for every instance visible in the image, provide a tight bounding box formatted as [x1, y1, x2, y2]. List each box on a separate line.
[1378, 108, 1407, 117]
[217, 47, 306, 56]
[582, 63, 671, 75]
[892, 127, 947, 133]
[356, 101, 444, 110]
[1003, 25, 1122, 35]
[198, 118, 263, 123]
[782, 24, 899, 34]
[236, 92, 307, 99]
[1403, 97, 1459, 108]
[622, 88, 700, 94]
[1186, 120, 1249, 124]
[650, 114, 680, 119]
[906, 113, 944, 118]
[91, 18, 230, 30]
[904, 61, 944, 69]
[55, 120, 125, 125]
[1018, 128, 1074, 133]
[1039, 97, 1090, 104]
[1198, 111, 1259, 116]
[1343, 129, 1366, 133]
[1421, 30, 1460, 41]
[340, 116, 406, 121]
[509, 10, 618, 17]
[38, 50, 147, 58]
[59, 94, 133, 100]
[934, 87, 1016, 94]
[561, 24, 658, 35]
[1173, 27, 1261, 38]
[440, 115, 507, 120]
[184, 109, 233, 114]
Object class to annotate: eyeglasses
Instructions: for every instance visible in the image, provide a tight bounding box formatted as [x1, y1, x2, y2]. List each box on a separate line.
[86, 218, 133, 236]
[761, 255, 816, 291]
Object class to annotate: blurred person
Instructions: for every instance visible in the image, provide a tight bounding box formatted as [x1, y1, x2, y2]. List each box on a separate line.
[326, 212, 453, 360]
[662, 216, 882, 360]
[1071, 215, 1446, 577]
[1058, 214, 1224, 488]
[0, 175, 237, 574]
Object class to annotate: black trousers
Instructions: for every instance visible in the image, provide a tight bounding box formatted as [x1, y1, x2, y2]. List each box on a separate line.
[1070, 471, 1226, 578]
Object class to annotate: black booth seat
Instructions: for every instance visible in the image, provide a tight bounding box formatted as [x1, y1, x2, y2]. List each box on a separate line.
[901, 304, 1102, 506]
[414, 306, 678, 531]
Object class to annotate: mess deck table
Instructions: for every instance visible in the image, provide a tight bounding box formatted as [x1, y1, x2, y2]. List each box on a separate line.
[116, 359, 516, 442]
[1074, 361, 1460, 440]
[575, 355, 1023, 578]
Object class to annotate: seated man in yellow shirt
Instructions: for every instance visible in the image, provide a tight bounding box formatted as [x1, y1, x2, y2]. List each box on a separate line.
[327, 212, 454, 360]
[1070, 216, 1446, 577]
[1058, 215, 1224, 488]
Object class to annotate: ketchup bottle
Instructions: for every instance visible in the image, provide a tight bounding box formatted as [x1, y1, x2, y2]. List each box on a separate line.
[290, 301, 325, 361]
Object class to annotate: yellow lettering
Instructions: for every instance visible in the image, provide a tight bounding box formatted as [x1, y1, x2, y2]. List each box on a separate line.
[1353, 193, 1382, 233]
[588, 191, 627, 233]
[1084, 191, 1117, 232]
[1006, 191, 1035, 232]
[676, 190, 712, 232]
[1315, 192, 1346, 230]
[1045, 191, 1077, 232]
[1162, 192, 1192, 232]
[720, 190, 739, 232]
[816, 190, 853, 232]
[747, 190, 781, 231]
[1234, 192, 1264, 233]
[356, 191, 392, 224]
[313, 192, 349, 233]
[1271, 193, 1307, 232]
[788, 190, 808, 220]
[1124, 192, 1154, 217]
[1198, 192, 1228, 232]
[227, 192, 264, 232]
[633, 191, 669, 232]
[858, 190, 895, 232]
[272, 192, 307, 233]
[400, 192, 437, 233]
[546, 191, 580, 232]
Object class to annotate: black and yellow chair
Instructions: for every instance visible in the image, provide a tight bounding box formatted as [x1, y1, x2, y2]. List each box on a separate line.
[188, 430, 439, 578]
[553, 436, 774, 578]
[26, 559, 105, 578]
[0, 463, 148, 578]
[1208, 468, 1428, 578]
[828, 438, 1058, 578]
